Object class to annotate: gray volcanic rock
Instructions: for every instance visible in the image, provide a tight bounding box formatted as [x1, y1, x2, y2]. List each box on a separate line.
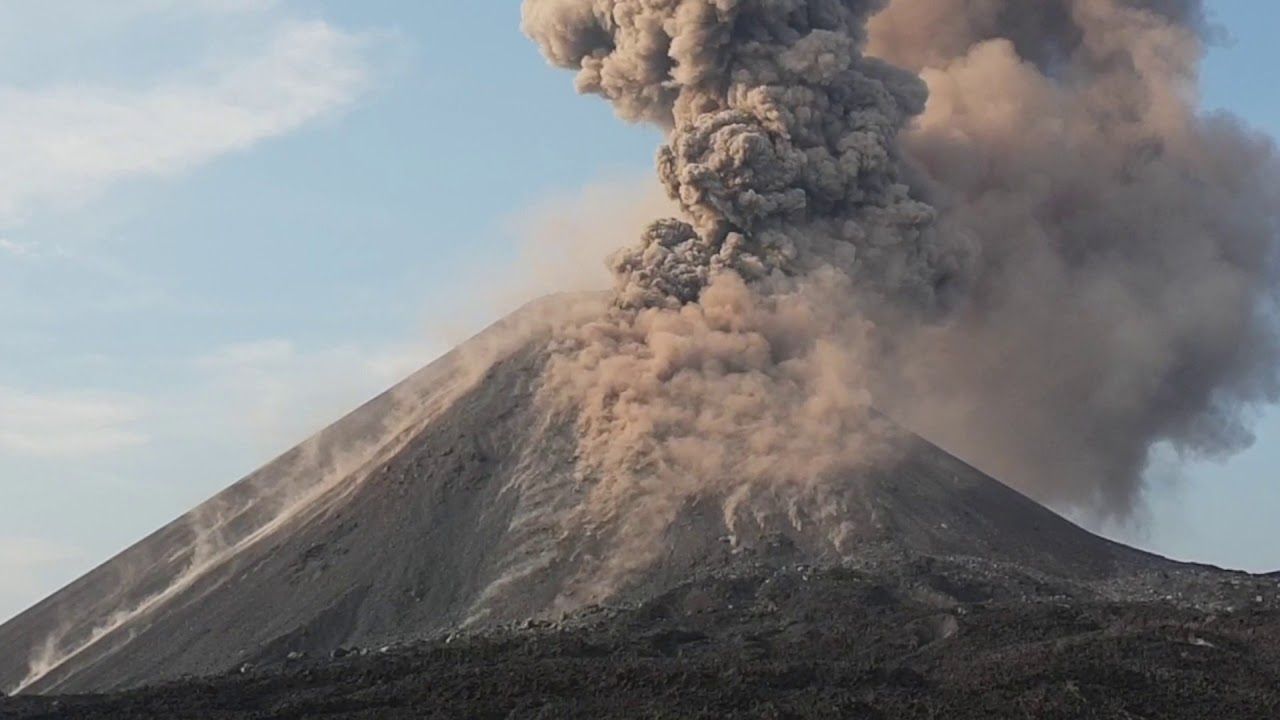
[0, 295, 1173, 696]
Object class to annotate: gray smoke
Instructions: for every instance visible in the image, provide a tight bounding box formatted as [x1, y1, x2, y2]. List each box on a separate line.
[521, 0, 1280, 549]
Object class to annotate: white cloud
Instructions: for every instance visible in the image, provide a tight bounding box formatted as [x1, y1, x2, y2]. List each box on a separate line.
[0, 16, 372, 223]
[0, 386, 149, 457]
[0, 0, 278, 25]
[187, 0, 280, 12]
[0, 237, 35, 258]
[0, 237, 71, 261]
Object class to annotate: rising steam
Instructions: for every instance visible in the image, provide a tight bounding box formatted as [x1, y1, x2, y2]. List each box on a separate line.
[521, 0, 1280, 587]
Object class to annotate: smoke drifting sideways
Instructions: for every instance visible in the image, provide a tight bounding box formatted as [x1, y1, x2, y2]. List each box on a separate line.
[520, 0, 1280, 586]
[869, 0, 1280, 515]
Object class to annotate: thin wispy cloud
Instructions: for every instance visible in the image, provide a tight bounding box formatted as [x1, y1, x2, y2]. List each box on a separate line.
[191, 337, 440, 455]
[0, 19, 372, 224]
[0, 238, 35, 258]
[0, 386, 149, 457]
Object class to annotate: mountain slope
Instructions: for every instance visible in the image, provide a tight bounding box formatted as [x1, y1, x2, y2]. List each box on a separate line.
[0, 295, 1166, 695]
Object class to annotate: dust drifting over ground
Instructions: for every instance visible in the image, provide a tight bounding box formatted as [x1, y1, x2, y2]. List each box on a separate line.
[7, 299, 605, 695]
[521, 0, 1280, 594]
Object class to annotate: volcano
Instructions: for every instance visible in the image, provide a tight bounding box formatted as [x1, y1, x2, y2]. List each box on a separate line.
[5, 0, 1280, 714]
[0, 295, 1175, 697]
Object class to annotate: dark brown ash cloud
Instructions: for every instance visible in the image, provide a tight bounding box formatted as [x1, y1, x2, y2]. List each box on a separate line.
[519, 0, 1280, 580]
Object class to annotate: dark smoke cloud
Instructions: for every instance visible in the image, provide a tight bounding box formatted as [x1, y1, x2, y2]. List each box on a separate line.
[521, 0, 1280, 566]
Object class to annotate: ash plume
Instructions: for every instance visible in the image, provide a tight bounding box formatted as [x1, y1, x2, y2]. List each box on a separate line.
[868, 0, 1280, 514]
[523, 0, 963, 310]
[523, 0, 945, 596]
[520, 0, 1280, 593]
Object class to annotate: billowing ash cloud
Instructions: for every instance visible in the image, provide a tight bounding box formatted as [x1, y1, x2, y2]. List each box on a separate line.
[523, 0, 963, 311]
[521, 0, 1280, 577]
[522, 0, 941, 595]
[869, 0, 1280, 514]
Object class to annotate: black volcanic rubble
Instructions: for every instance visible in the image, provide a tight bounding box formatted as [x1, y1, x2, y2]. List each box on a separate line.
[2, 556, 1278, 719]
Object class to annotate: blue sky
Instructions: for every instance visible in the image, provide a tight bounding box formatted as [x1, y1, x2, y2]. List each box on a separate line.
[0, 1, 1276, 622]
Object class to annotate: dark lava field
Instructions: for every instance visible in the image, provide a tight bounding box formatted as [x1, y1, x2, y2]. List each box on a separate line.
[4, 557, 1278, 719]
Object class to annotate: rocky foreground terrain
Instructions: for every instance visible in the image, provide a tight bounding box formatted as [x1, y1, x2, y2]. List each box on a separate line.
[4, 554, 1277, 719]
